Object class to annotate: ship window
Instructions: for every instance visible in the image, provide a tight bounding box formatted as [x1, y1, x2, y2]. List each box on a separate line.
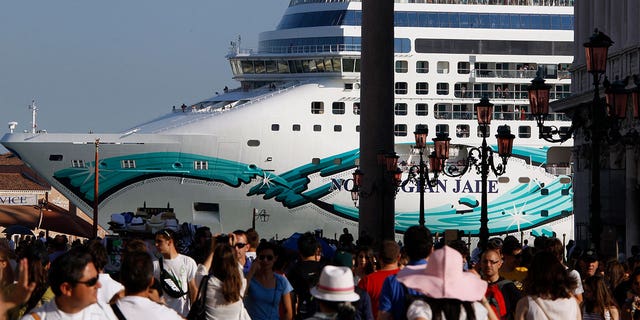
[121, 160, 136, 169]
[313, 125, 321, 132]
[266, 60, 277, 73]
[416, 103, 429, 116]
[454, 83, 470, 98]
[332, 102, 345, 114]
[415, 124, 428, 133]
[353, 103, 361, 115]
[436, 83, 449, 95]
[241, 60, 254, 74]
[457, 62, 470, 74]
[277, 60, 289, 73]
[311, 102, 324, 114]
[518, 126, 531, 138]
[71, 160, 86, 168]
[416, 82, 429, 95]
[395, 60, 408, 73]
[324, 58, 334, 72]
[437, 61, 449, 74]
[477, 125, 491, 138]
[395, 103, 408, 116]
[344, 83, 353, 90]
[247, 140, 260, 147]
[356, 125, 360, 132]
[518, 177, 531, 183]
[333, 158, 342, 165]
[334, 125, 342, 132]
[498, 177, 510, 183]
[456, 125, 470, 138]
[394, 124, 408, 137]
[293, 124, 301, 131]
[416, 61, 429, 73]
[395, 82, 408, 95]
[49, 154, 63, 161]
[194, 161, 208, 170]
[271, 124, 280, 131]
[342, 58, 356, 73]
[436, 124, 449, 136]
[312, 158, 320, 165]
[254, 60, 266, 74]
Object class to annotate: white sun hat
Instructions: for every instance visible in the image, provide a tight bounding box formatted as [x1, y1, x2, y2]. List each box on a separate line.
[310, 265, 360, 302]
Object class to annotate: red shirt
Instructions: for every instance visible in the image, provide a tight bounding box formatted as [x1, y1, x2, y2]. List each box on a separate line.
[357, 268, 400, 319]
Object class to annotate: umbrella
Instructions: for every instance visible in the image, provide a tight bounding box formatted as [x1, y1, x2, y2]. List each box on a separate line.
[281, 232, 336, 258]
[3, 225, 34, 236]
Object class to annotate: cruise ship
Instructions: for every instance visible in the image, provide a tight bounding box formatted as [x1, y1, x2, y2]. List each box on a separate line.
[1, 0, 575, 240]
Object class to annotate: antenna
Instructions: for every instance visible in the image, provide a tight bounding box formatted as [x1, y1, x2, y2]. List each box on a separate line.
[28, 100, 37, 134]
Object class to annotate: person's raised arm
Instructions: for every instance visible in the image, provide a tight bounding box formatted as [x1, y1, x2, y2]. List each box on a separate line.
[2, 258, 36, 312]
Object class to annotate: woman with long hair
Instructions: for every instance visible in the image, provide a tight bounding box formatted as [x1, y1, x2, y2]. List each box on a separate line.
[583, 275, 620, 320]
[353, 246, 376, 284]
[196, 234, 248, 320]
[515, 251, 580, 320]
[244, 241, 293, 320]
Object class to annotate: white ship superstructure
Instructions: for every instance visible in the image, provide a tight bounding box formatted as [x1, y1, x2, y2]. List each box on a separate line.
[2, 0, 575, 240]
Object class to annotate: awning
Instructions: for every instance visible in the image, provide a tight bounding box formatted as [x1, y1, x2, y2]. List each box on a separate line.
[0, 202, 93, 238]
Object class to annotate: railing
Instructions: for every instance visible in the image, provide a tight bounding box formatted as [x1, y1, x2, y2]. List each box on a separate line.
[155, 81, 305, 133]
[474, 69, 570, 80]
[250, 44, 361, 55]
[289, 0, 573, 6]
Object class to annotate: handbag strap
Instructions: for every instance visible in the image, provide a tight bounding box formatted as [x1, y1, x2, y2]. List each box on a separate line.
[531, 297, 551, 320]
[110, 303, 127, 320]
[196, 275, 210, 302]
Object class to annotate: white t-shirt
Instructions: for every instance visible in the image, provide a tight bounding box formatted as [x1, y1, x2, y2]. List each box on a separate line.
[195, 265, 248, 320]
[97, 273, 124, 306]
[153, 254, 198, 317]
[115, 295, 183, 319]
[406, 299, 489, 320]
[21, 300, 116, 320]
[568, 269, 584, 295]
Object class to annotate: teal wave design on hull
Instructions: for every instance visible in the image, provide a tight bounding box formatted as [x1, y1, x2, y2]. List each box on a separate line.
[52, 149, 571, 235]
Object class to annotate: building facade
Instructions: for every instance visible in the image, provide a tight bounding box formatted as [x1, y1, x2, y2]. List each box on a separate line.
[554, 1, 640, 257]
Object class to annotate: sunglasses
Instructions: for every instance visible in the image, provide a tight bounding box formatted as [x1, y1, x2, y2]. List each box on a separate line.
[258, 254, 274, 261]
[235, 243, 247, 249]
[76, 276, 99, 287]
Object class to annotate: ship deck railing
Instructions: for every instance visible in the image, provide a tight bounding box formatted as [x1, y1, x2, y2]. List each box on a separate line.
[156, 81, 305, 133]
[288, 0, 573, 6]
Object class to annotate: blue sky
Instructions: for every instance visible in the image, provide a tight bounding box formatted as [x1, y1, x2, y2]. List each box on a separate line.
[0, 0, 289, 149]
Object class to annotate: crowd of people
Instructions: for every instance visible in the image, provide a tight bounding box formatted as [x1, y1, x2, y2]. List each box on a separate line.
[0, 226, 640, 320]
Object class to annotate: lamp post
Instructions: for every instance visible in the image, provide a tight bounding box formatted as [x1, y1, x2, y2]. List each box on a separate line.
[251, 208, 270, 230]
[433, 97, 515, 249]
[409, 127, 447, 227]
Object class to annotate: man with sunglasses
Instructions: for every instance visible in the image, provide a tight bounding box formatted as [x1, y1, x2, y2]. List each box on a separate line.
[232, 229, 251, 276]
[153, 229, 198, 317]
[22, 247, 117, 319]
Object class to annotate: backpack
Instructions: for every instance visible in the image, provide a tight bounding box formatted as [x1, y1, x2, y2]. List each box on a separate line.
[291, 263, 323, 320]
[485, 280, 509, 320]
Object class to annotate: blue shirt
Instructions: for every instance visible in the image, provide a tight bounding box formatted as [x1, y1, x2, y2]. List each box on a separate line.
[244, 273, 293, 320]
[378, 259, 427, 320]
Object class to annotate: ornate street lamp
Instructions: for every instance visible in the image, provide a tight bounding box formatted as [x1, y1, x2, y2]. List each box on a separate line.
[407, 127, 444, 227]
[432, 97, 514, 249]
